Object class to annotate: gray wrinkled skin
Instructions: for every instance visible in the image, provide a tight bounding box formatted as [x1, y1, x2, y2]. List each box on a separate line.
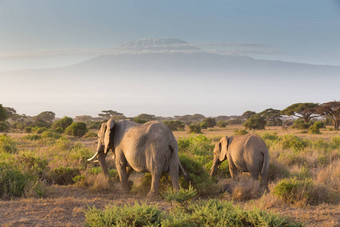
[210, 134, 269, 190]
[93, 119, 186, 198]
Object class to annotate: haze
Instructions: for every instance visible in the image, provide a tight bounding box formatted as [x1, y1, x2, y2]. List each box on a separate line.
[0, 0, 339, 117]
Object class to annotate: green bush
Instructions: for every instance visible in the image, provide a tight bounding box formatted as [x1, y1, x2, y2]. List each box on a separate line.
[202, 117, 216, 128]
[65, 122, 88, 137]
[47, 166, 80, 185]
[0, 134, 17, 154]
[24, 134, 42, 141]
[0, 121, 10, 132]
[278, 134, 307, 152]
[164, 120, 185, 131]
[87, 121, 102, 130]
[162, 184, 197, 203]
[188, 124, 201, 133]
[217, 121, 227, 128]
[51, 116, 73, 130]
[0, 163, 34, 198]
[233, 129, 248, 135]
[84, 200, 302, 227]
[53, 127, 64, 134]
[308, 121, 322, 134]
[292, 119, 311, 129]
[273, 178, 336, 205]
[85, 203, 162, 227]
[331, 136, 340, 149]
[41, 130, 62, 140]
[24, 126, 32, 133]
[84, 132, 98, 138]
[243, 114, 266, 130]
[178, 135, 214, 156]
[32, 127, 48, 134]
[179, 154, 217, 195]
[200, 121, 208, 129]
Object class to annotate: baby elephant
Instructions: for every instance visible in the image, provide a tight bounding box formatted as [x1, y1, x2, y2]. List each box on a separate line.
[210, 134, 269, 190]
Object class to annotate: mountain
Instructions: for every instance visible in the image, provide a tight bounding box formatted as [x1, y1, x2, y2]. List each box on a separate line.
[1, 38, 339, 117]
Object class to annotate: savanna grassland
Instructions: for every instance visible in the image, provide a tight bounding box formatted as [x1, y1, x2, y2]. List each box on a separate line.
[0, 125, 339, 226]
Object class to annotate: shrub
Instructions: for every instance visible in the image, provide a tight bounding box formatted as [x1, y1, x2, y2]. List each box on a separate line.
[24, 126, 32, 133]
[200, 121, 208, 129]
[178, 135, 214, 156]
[0, 134, 17, 154]
[164, 120, 185, 131]
[233, 129, 248, 135]
[162, 184, 197, 203]
[15, 152, 49, 179]
[53, 127, 64, 134]
[188, 124, 201, 133]
[278, 134, 307, 152]
[24, 134, 42, 141]
[41, 130, 62, 140]
[217, 121, 227, 128]
[162, 200, 302, 226]
[0, 163, 35, 198]
[51, 116, 73, 130]
[273, 178, 336, 205]
[202, 117, 216, 128]
[87, 121, 102, 130]
[292, 119, 311, 129]
[32, 127, 48, 134]
[84, 132, 98, 138]
[0, 121, 10, 132]
[85, 203, 162, 227]
[47, 166, 80, 185]
[65, 122, 88, 137]
[268, 160, 290, 181]
[308, 121, 322, 134]
[243, 114, 266, 130]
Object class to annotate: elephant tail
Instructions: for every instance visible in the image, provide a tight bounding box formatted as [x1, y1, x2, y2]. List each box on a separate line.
[169, 143, 191, 182]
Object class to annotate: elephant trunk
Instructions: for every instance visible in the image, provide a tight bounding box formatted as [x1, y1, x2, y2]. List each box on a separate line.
[210, 163, 219, 177]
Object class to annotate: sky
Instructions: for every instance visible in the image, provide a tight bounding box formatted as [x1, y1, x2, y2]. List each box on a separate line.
[0, 0, 340, 117]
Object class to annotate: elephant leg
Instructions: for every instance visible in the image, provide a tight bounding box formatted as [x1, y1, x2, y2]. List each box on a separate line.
[148, 170, 162, 198]
[116, 152, 129, 193]
[250, 171, 259, 180]
[169, 162, 180, 191]
[98, 152, 109, 176]
[227, 154, 238, 180]
[126, 166, 134, 190]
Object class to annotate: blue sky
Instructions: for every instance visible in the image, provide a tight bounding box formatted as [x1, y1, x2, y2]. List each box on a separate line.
[0, 0, 339, 117]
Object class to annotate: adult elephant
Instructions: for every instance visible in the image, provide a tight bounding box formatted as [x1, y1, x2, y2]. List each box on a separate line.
[87, 119, 188, 198]
[210, 134, 269, 190]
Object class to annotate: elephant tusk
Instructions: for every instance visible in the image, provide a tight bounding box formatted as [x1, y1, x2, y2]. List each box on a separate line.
[87, 152, 98, 162]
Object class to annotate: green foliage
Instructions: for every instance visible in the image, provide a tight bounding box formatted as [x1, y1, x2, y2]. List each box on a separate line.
[200, 121, 208, 129]
[24, 134, 42, 141]
[162, 184, 197, 203]
[163, 120, 185, 131]
[133, 113, 156, 123]
[84, 132, 98, 138]
[98, 110, 125, 120]
[85, 203, 162, 227]
[0, 104, 8, 121]
[32, 111, 55, 128]
[279, 134, 307, 152]
[52, 116, 73, 130]
[281, 103, 319, 123]
[0, 162, 42, 198]
[53, 127, 64, 134]
[293, 119, 311, 129]
[308, 121, 324, 134]
[178, 135, 214, 156]
[24, 126, 32, 133]
[331, 136, 340, 149]
[41, 130, 62, 139]
[15, 152, 49, 179]
[47, 166, 80, 185]
[87, 121, 102, 129]
[217, 121, 227, 128]
[0, 121, 10, 132]
[188, 124, 201, 133]
[258, 108, 283, 126]
[243, 114, 266, 130]
[0, 134, 17, 154]
[242, 110, 256, 119]
[65, 122, 88, 137]
[273, 178, 336, 205]
[233, 129, 248, 135]
[202, 117, 216, 128]
[32, 126, 48, 134]
[179, 154, 216, 195]
[85, 200, 301, 227]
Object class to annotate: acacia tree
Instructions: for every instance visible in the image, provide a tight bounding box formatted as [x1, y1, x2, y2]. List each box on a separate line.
[243, 114, 266, 130]
[242, 110, 256, 119]
[281, 103, 319, 123]
[258, 108, 282, 126]
[99, 110, 125, 120]
[0, 104, 8, 121]
[317, 101, 340, 130]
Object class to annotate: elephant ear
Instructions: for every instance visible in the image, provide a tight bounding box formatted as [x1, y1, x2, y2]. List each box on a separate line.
[104, 118, 115, 154]
[219, 136, 229, 162]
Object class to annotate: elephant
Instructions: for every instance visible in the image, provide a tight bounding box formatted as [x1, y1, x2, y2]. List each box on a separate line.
[87, 119, 188, 198]
[210, 134, 269, 190]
